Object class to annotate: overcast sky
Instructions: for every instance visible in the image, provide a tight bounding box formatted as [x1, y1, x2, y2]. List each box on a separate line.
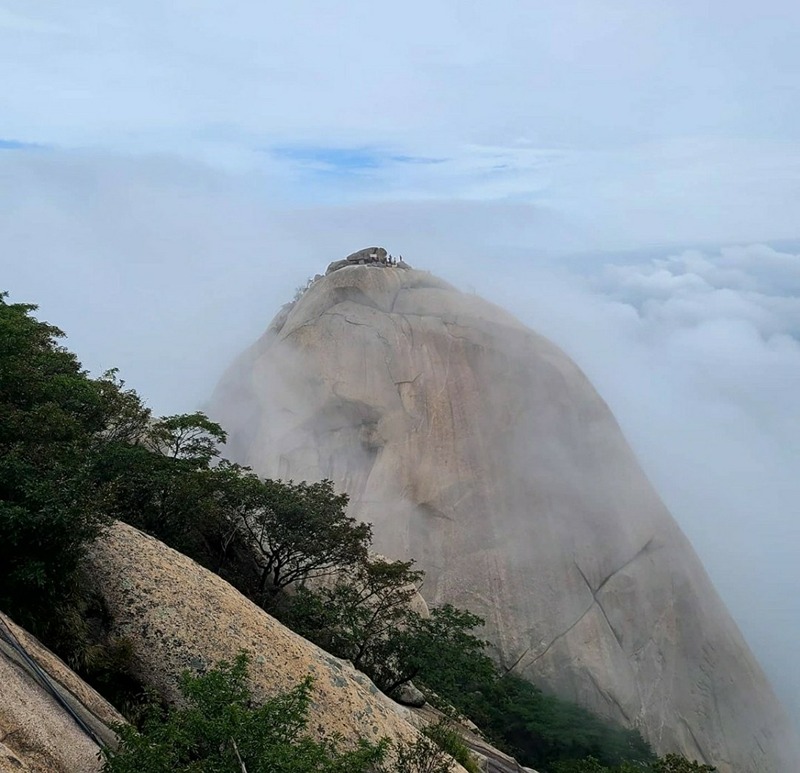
[2, 0, 799, 731]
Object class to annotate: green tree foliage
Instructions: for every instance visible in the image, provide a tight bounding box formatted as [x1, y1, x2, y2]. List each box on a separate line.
[95, 368, 152, 446]
[552, 758, 612, 773]
[0, 295, 251, 649]
[391, 604, 495, 701]
[0, 295, 108, 629]
[105, 435, 372, 603]
[95, 416, 255, 587]
[278, 563, 492, 699]
[385, 732, 454, 773]
[477, 672, 654, 769]
[280, 557, 423, 676]
[240, 478, 372, 599]
[144, 412, 227, 465]
[652, 755, 716, 773]
[103, 652, 388, 773]
[552, 753, 717, 773]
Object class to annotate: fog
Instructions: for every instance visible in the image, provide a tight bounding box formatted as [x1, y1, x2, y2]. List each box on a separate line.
[2, 0, 799, 740]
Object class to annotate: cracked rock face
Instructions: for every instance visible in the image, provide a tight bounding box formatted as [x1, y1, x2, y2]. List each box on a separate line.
[209, 265, 799, 773]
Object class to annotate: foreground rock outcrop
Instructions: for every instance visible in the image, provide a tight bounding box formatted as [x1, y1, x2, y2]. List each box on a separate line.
[209, 264, 800, 772]
[0, 613, 122, 773]
[85, 522, 451, 763]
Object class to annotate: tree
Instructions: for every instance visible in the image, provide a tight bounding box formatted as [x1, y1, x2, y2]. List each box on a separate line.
[143, 412, 226, 466]
[238, 478, 372, 599]
[392, 604, 494, 702]
[0, 294, 248, 648]
[0, 294, 108, 629]
[551, 754, 717, 773]
[93, 401, 263, 593]
[422, 720, 481, 773]
[103, 652, 388, 773]
[93, 369, 152, 447]
[360, 603, 492, 698]
[281, 557, 423, 673]
[278, 559, 445, 695]
[552, 757, 611, 773]
[382, 732, 454, 773]
[469, 671, 655, 769]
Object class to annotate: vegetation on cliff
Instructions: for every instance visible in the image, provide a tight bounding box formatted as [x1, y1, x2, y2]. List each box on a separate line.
[0, 292, 111, 634]
[553, 756, 716, 773]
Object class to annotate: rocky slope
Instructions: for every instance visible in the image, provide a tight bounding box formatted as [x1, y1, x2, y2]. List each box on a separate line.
[0, 613, 122, 773]
[84, 521, 459, 766]
[209, 263, 800, 772]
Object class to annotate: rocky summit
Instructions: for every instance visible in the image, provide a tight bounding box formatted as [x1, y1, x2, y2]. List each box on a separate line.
[209, 260, 800, 773]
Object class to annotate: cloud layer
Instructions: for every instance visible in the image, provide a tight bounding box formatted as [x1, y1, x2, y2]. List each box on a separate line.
[3, 1, 800, 246]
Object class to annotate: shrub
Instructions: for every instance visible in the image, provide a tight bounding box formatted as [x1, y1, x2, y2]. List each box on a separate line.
[102, 652, 388, 773]
[551, 753, 717, 773]
[382, 732, 453, 773]
[423, 721, 481, 773]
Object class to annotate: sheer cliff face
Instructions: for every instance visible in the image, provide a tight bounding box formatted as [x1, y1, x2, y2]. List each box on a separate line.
[209, 266, 799, 773]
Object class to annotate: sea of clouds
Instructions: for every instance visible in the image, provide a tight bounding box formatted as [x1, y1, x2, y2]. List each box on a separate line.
[483, 243, 800, 726]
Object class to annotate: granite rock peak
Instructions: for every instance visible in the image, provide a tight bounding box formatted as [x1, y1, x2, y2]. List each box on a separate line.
[209, 263, 799, 773]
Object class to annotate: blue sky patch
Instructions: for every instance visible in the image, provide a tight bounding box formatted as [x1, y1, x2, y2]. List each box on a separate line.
[388, 153, 446, 166]
[270, 145, 444, 174]
[0, 139, 44, 151]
